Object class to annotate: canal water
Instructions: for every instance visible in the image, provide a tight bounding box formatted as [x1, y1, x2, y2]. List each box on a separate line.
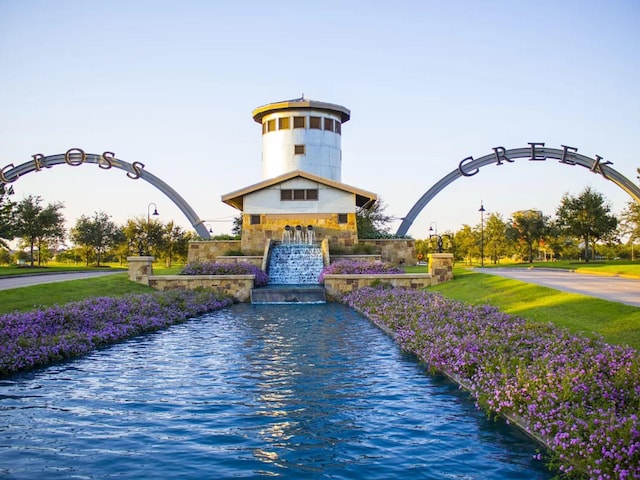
[0, 303, 552, 479]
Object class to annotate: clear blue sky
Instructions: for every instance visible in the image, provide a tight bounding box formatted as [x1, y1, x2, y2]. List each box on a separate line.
[1, 0, 638, 240]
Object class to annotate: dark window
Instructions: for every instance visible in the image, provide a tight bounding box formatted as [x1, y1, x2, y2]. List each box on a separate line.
[294, 144, 305, 155]
[250, 214, 261, 225]
[262, 122, 267, 134]
[278, 117, 290, 129]
[335, 121, 341, 135]
[324, 118, 334, 131]
[280, 190, 293, 201]
[267, 119, 276, 132]
[293, 116, 306, 128]
[309, 116, 321, 129]
[280, 189, 318, 201]
[338, 213, 348, 224]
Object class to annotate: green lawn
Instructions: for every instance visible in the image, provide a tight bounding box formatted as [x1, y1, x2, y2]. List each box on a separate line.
[430, 267, 640, 350]
[483, 259, 640, 277]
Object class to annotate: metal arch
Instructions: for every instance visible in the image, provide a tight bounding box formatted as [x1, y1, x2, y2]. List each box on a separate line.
[0, 153, 212, 239]
[395, 147, 640, 237]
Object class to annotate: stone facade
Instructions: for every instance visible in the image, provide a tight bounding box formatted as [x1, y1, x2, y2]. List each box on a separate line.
[361, 239, 417, 266]
[240, 212, 358, 253]
[148, 275, 254, 302]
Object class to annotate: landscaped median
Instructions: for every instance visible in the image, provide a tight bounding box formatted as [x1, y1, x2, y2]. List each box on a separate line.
[0, 290, 233, 377]
[342, 285, 640, 479]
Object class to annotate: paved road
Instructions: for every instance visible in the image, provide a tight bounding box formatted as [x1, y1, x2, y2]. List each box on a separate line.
[0, 271, 124, 291]
[477, 268, 640, 307]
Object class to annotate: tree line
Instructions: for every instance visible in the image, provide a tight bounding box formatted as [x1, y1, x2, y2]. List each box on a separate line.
[0, 189, 225, 267]
[414, 185, 640, 264]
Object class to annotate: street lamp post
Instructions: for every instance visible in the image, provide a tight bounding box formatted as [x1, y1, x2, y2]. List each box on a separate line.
[146, 202, 159, 255]
[479, 201, 486, 267]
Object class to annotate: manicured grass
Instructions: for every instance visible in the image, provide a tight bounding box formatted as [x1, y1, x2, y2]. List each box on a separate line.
[0, 273, 154, 314]
[430, 267, 640, 350]
[482, 259, 640, 277]
[0, 265, 125, 276]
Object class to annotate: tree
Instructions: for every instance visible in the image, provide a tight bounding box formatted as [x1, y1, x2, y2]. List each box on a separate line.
[507, 210, 548, 263]
[0, 185, 15, 248]
[484, 213, 509, 264]
[356, 198, 394, 239]
[70, 212, 122, 266]
[619, 200, 640, 260]
[454, 224, 477, 265]
[555, 187, 618, 262]
[160, 221, 191, 267]
[14, 195, 65, 267]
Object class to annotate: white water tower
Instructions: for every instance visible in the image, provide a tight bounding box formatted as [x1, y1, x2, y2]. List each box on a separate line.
[252, 96, 350, 182]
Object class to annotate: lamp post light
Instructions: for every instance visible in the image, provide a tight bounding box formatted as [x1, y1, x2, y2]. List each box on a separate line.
[146, 202, 159, 255]
[479, 201, 486, 267]
[428, 222, 438, 236]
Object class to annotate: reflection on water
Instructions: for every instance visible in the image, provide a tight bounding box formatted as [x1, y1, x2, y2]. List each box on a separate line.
[0, 303, 553, 479]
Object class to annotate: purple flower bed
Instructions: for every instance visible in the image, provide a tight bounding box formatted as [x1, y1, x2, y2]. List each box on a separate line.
[343, 286, 640, 479]
[0, 290, 233, 377]
[318, 260, 404, 283]
[181, 261, 269, 286]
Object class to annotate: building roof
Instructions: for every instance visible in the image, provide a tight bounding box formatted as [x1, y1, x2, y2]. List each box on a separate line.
[251, 97, 351, 123]
[221, 170, 377, 211]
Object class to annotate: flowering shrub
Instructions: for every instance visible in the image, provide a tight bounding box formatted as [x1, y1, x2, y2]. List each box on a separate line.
[0, 290, 233, 377]
[181, 261, 269, 286]
[318, 260, 404, 283]
[343, 286, 640, 479]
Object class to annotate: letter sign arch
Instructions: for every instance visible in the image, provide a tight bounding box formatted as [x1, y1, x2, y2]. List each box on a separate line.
[0, 149, 212, 239]
[396, 143, 640, 237]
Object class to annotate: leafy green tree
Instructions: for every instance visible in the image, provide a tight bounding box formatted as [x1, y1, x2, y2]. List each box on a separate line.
[160, 221, 191, 267]
[454, 224, 477, 265]
[356, 198, 394, 239]
[232, 215, 243, 236]
[555, 187, 618, 262]
[0, 185, 15, 249]
[70, 212, 122, 266]
[14, 195, 65, 267]
[484, 213, 509, 264]
[619, 200, 640, 258]
[507, 210, 548, 263]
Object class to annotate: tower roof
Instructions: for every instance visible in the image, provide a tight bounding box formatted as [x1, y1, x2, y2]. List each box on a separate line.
[252, 96, 351, 123]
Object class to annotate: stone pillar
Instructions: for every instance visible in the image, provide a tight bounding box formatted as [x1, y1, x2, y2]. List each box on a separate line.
[428, 253, 454, 285]
[127, 256, 155, 285]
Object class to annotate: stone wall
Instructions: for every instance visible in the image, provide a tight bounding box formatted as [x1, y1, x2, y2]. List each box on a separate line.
[147, 275, 255, 302]
[364, 239, 417, 266]
[187, 240, 242, 263]
[323, 274, 432, 301]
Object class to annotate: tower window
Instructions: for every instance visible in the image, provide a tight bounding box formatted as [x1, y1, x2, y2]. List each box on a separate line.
[294, 144, 305, 155]
[293, 116, 306, 128]
[338, 213, 348, 224]
[335, 121, 341, 135]
[309, 116, 321, 129]
[324, 118, 334, 131]
[281, 189, 318, 201]
[267, 119, 276, 132]
[278, 117, 290, 129]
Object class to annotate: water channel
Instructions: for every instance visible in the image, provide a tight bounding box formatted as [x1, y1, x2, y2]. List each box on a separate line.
[1, 303, 552, 479]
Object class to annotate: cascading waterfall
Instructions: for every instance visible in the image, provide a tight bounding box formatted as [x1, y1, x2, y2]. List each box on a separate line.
[267, 242, 324, 285]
